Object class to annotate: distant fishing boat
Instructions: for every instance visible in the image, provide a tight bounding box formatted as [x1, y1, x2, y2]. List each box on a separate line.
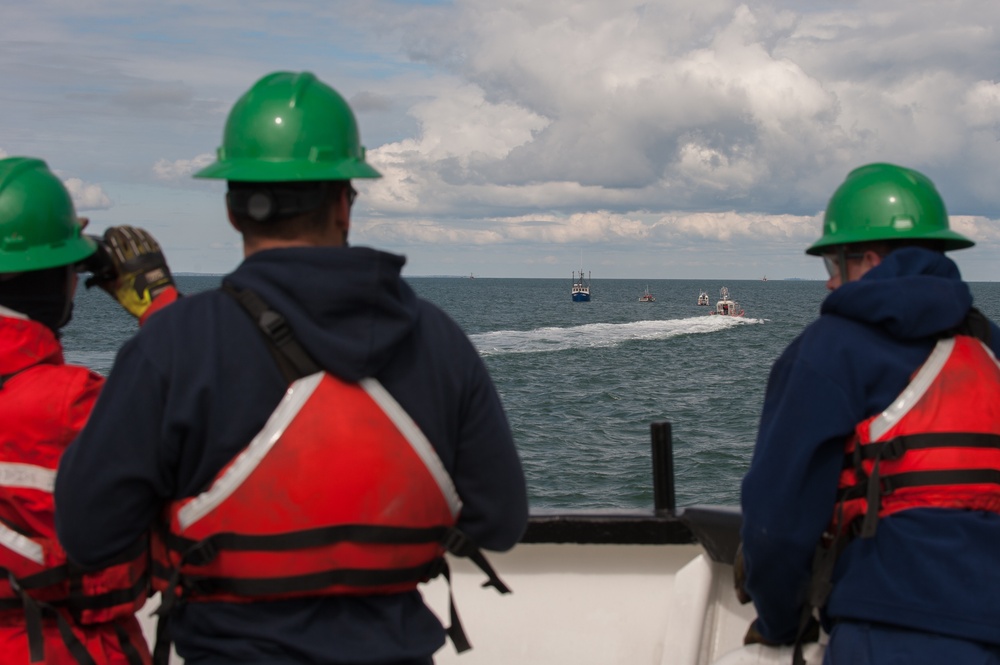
[697, 291, 710, 306]
[711, 286, 744, 317]
[638, 286, 655, 302]
[571, 269, 591, 302]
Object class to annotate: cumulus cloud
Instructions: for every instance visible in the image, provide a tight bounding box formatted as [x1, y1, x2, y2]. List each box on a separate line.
[356, 0, 1000, 224]
[62, 178, 112, 211]
[355, 208, 819, 247]
[153, 154, 215, 180]
[5, 1, 1000, 277]
[0, 148, 7, 159]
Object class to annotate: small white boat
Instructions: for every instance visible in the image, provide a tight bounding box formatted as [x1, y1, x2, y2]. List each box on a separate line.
[711, 287, 744, 317]
[697, 291, 710, 306]
[639, 286, 655, 302]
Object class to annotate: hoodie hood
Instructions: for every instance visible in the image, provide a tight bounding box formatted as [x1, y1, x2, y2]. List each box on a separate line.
[0, 309, 64, 374]
[224, 246, 420, 381]
[821, 247, 972, 340]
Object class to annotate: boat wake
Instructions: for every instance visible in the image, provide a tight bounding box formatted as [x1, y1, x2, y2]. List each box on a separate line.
[471, 315, 762, 356]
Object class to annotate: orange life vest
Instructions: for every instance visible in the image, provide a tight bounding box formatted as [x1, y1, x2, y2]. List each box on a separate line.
[832, 334, 1000, 538]
[0, 362, 150, 628]
[0, 483, 149, 627]
[151, 370, 463, 605]
[1, 368, 150, 665]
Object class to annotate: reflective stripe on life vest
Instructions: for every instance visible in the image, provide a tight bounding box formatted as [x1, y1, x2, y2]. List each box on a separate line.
[0, 461, 56, 492]
[0, 456, 149, 625]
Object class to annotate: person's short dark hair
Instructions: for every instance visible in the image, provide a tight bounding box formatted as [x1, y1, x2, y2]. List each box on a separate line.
[226, 181, 352, 240]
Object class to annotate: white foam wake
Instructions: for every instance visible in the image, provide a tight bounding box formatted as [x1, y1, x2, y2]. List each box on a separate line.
[471, 315, 762, 356]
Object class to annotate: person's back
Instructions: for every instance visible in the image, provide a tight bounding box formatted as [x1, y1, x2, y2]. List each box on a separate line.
[54, 71, 528, 665]
[0, 157, 178, 663]
[740, 163, 1000, 664]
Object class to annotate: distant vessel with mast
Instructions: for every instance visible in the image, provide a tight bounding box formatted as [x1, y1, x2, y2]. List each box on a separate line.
[571, 268, 591, 302]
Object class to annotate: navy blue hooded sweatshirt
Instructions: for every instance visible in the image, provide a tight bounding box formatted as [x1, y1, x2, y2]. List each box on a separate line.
[741, 247, 1000, 647]
[54, 246, 528, 664]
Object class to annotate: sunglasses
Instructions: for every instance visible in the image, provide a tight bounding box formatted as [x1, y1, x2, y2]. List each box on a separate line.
[347, 185, 358, 207]
[821, 252, 865, 279]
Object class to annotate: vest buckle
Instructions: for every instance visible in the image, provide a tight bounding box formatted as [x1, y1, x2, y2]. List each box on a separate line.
[883, 437, 907, 461]
[182, 538, 219, 567]
[443, 528, 471, 556]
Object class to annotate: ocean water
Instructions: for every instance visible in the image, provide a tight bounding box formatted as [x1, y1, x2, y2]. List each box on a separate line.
[61, 275, 1000, 512]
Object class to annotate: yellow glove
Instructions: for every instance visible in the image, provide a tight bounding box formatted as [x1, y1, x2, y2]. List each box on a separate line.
[93, 226, 177, 319]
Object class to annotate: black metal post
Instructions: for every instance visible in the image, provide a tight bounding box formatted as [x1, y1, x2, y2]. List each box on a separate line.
[651, 421, 675, 514]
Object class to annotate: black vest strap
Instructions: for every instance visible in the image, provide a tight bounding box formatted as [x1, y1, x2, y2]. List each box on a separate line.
[14, 564, 69, 591]
[162, 524, 450, 565]
[184, 561, 441, 597]
[879, 468, 1000, 493]
[443, 528, 511, 594]
[152, 611, 171, 665]
[113, 621, 147, 665]
[440, 561, 472, 653]
[5, 573, 99, 665]
[945, 307, 992, 345]
[854, 432, 1000, 461]
[65, 571, 149, 613]
[220, 281, 321, 382]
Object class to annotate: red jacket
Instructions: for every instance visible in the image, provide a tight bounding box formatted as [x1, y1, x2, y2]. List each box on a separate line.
[835, 334, 1000, 537]
[0, 310, 150, 664]
[152, 371, 461, 604]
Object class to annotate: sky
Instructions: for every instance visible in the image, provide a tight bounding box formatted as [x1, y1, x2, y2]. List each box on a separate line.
[2, 0, 1000, 281]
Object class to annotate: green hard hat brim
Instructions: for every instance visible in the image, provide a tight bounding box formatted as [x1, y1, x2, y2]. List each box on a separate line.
[0, 234, 96, 273]
[806, 227, 975, 255]
[193, 158, 382, 182]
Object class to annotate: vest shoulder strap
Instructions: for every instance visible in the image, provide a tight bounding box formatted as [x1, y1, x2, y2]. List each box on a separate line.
[942, 307, 992, 345]
[220, 281, 321, 382]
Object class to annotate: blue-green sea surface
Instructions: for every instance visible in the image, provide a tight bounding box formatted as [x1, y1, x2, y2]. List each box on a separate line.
[62, 276, 1000, 512]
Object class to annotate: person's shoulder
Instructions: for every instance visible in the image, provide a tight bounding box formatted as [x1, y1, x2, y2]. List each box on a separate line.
[139, 288, 230, 330]
[778, 312, 878, 378]
[413, 297, 470, 337]
[29, 360, 101, 385]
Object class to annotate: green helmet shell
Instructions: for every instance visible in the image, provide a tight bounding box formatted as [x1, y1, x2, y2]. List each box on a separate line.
[0, 157, 96, 273]
[195, 71, 382, 182]
[807, 163, 974, 255]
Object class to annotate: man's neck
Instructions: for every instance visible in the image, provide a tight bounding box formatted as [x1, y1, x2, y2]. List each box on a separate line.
[242, 234, 346, 258]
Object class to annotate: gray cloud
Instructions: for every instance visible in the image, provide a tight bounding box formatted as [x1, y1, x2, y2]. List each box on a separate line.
[2, 1, 999, 278]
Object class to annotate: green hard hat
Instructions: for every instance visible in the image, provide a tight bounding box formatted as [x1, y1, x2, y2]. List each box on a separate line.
[806, 162, 974, 255]
[194, 71, 382, 182]
[0, 157, 96, 273]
